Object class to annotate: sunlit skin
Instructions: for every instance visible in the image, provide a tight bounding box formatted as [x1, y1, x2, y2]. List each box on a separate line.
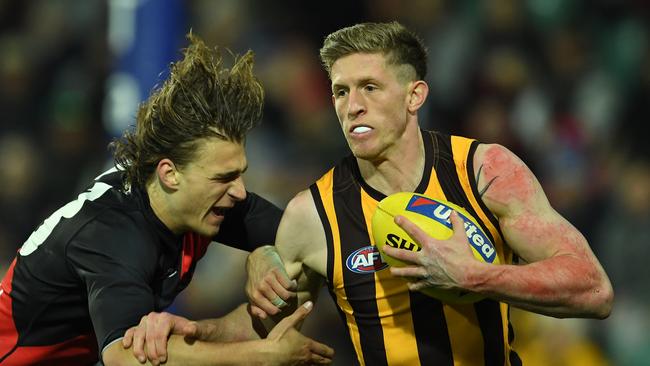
[148, 136, 248, 238]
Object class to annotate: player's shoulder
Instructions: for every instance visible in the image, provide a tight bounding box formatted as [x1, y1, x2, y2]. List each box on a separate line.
[67, 205, 159, 271]
[282, 189, 322, 235]
[286, 189, 317, 217]
[67, 171, 155, 252]
[277, 189, 327, 261]
[473, 142, 544, 215]
[473, 143, 528, 172]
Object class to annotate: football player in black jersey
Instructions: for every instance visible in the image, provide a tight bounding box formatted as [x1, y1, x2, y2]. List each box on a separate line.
[0, 34, 333, 365]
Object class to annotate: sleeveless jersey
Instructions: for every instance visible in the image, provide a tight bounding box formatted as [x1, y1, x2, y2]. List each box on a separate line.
[309, 131, 522, 366]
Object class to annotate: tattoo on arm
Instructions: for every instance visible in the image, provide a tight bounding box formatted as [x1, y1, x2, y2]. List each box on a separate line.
[476, 164, 498, 197]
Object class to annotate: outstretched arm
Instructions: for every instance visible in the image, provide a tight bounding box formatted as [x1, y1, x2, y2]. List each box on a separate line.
[118, 190, 332, 365]
[110, 302, 333, 365]
[386, 143, 613, 318]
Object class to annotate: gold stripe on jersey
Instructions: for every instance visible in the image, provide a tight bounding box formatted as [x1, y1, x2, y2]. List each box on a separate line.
[313, 131, 521, 366]
[450, 136, 516, 364]
[421, 161, 446, 200]
[450, 136, 508, 261]
[501, 302, 512, 366]
[315, 171, 366, 364]
[443, 304, 484, 365]
[360, 189, 418, 365]
[418, 137, 488, 365]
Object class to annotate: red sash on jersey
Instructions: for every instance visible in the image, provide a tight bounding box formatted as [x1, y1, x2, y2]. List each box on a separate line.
[180, 232, 212, 279]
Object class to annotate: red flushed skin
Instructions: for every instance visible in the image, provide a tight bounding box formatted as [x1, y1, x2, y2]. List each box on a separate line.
[479, 144, 536, 208]
[467, 143, 613, 319]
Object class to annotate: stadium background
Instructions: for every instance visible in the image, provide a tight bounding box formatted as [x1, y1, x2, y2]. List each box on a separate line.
[0, 0, 648, 364]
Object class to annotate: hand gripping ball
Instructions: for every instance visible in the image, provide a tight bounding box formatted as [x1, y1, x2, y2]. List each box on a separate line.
[372, 192, 500, 303]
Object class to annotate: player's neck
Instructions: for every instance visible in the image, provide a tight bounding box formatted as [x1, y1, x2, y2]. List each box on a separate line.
[358, 127, 425, 195]
[146, 181, 183, 235]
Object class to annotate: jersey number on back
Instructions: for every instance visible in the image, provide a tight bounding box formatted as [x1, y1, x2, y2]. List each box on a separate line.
[19, 181, 113, 256]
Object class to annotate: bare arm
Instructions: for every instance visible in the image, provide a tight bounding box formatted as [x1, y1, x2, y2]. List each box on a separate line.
[247, 189, 328, 330]
[470, 143, 613, 318]
[385, 144, 613, 319]
[118, 190, 334, 365]
[105, 333, 272, 366]
[110, 302, 333, 366]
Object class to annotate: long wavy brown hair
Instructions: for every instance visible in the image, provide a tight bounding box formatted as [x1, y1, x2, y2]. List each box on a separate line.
[111, 33, 264, 189]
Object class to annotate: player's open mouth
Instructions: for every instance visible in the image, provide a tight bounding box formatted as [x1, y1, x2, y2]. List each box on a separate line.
[350, 125, 373, 134]
[211, 207, 229, 216]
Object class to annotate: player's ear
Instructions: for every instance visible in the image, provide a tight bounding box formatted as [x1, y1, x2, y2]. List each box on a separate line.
[156, 158, 179, 189]
[407, 80, 428, 114]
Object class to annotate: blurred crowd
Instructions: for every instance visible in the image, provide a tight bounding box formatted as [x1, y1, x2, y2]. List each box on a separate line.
[1, 0, 648, 365]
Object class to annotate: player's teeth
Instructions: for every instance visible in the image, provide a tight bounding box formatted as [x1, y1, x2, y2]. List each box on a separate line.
[353, 126, 371, 133]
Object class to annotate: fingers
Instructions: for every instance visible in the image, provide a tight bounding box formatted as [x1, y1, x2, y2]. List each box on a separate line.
[449, 211, 466, 238]
[129, 312, 192, 365]
[146, 315, 167, 364]
[408, 279, 432, 292]
[382, 243, 420, 265]
[131, 316, 148, 363]
[246, 246, 297, 319]
[250, 304, 269, 320]
[248, 270, 297, 317]
[310, 354, 334, 365]
[181, 321, 200, 340]
[250, 292, 283, 317]
[148, 312, 199, 363]
[284, 301, 313, 327]
[122, 327, 135, 348]
[309, 339, 335, 361]
[144, 324, 160, 364]
[271, 270, 298, 300]
[186, 321, 218, 343]
[310, 354, 334, 364]
[389, 265, 426, 279]
[269, 301, 313, 338]
[394, 215, 431, 250]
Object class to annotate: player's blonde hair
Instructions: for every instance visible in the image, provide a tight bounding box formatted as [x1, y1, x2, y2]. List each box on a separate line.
[319, 21, 428, 81]
[111, 33, 264, 188]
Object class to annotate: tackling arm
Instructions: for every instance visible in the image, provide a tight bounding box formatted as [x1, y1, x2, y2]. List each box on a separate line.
[104, 302, 332, 366]
[248, 189, 328, 333]
[103, 332, 272, 366]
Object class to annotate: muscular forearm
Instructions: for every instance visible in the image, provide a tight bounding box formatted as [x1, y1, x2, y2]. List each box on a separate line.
[104, 335, 273, 366]
[469, 255, 613, 318]
[205, 303, 265, 342]
[164, 336, 272, 365]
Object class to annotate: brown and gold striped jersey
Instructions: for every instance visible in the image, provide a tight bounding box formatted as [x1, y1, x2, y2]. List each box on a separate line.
[309, 131, 522, 366]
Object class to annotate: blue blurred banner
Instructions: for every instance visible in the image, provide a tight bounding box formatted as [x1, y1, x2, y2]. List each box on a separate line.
[104, 0, 187, 137]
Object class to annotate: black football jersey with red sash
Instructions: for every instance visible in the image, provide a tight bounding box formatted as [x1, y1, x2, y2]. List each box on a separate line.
[309, 131, 522, 365]
[0, 167, 281, 365]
